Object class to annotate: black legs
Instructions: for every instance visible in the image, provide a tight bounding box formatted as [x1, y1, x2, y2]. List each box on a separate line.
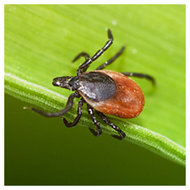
[74, 30, 155, 87]
[77, 29, 113, 75]
[63, 99, 84, 127]
[28, 93, 125, 139]
[87, 105, 125, 140]
[25, 92, 80, 117]
[122, 72, 156, 85]
[96, 111, 126, 140]
[87, 105, 102, 136]
[96, 46, 125, 70]
[61, 99, 124, 139]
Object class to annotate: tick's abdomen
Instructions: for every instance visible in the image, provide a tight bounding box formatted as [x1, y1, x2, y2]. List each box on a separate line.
[78, 72, 117, 101]
[80, 70, 145, 119]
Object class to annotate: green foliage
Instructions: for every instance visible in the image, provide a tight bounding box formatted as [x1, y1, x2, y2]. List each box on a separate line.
[5, 5, 185, 165]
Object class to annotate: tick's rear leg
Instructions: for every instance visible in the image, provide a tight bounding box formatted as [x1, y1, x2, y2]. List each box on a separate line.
[96, 111, 126, 140]
[87, 105, 102, 136]
[63, 98, 84, 127]
[24, 92, 80, 117]
[96, 46, 125, 70]
[122, 72, 156, 85]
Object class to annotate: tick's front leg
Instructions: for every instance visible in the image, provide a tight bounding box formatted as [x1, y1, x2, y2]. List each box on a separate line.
[24, 92, 80, 117]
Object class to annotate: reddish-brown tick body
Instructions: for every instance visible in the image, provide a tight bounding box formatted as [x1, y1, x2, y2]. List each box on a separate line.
[78, 70, 144, 118]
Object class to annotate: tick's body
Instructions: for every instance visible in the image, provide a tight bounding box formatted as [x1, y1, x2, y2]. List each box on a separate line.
[27, 29, 155, 139]
[78, 70, 144, 118]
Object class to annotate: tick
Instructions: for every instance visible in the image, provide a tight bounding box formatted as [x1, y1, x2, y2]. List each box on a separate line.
[26, 29, 155, 140]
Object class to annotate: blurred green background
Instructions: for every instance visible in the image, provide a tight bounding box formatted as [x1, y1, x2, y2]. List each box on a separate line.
[5, 94, 185, 185]
[5, 4, 186, 185]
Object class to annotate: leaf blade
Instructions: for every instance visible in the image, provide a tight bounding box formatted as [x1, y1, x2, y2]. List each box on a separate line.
[5, 5, 186, 165]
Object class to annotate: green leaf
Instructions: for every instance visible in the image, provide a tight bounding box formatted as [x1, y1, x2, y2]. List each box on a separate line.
[5, 5, 185, 165]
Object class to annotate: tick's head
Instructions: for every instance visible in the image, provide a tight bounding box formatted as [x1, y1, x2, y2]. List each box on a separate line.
[52, 76, 79, 91]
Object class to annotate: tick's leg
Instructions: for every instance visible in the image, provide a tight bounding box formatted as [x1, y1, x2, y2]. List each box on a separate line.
[96, 46, 125, 70]
[87, 104, 102, 136]
[122, 72, 156, 85]
[63, 98, 84, 127]
[96, 111, 126, 140]
[72, 52, 90, 62]
[24, 92, 80, 117]
[77, 29, 113, 75]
